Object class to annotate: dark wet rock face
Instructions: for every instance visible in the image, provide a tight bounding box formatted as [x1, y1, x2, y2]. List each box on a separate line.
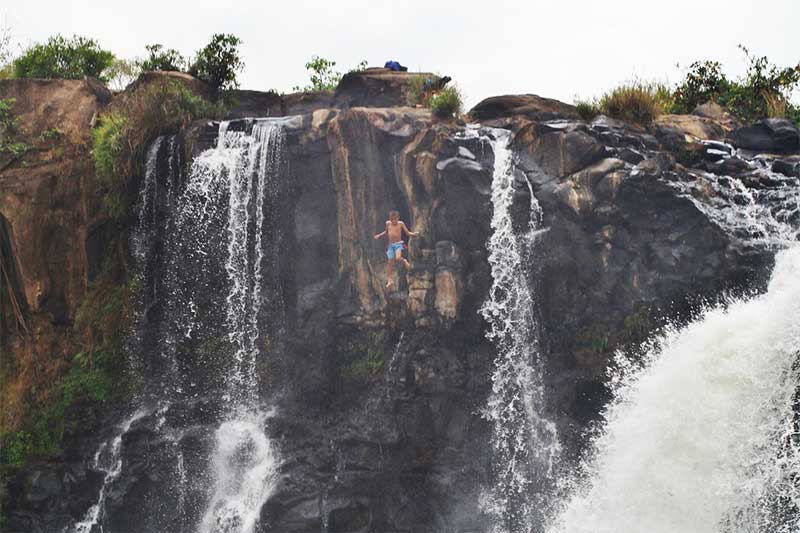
[733, 118, 800, 153]
[2, 80, 793, 532]
[469, 94, 580, 122]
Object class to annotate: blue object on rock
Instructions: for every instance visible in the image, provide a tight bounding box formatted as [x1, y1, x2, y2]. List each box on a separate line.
[384, 60, 408, 72]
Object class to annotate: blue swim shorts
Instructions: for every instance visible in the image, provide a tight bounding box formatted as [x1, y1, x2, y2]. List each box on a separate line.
[387, 241, 405, 259]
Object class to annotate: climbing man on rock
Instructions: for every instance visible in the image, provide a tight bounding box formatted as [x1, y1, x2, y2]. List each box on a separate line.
[374, 210, 419, 289]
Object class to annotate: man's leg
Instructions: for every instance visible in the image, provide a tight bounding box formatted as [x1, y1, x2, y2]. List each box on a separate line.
[386, 258, 395, 288]
[396, 249, 411, 270]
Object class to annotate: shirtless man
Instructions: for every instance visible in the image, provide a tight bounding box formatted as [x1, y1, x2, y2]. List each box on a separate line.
[373, 210, 419, 288]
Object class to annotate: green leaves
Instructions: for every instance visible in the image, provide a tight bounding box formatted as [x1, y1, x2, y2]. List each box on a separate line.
[13, 34, 115, 81]
[189, 33, 244, 93]
[672, 46, 800, 123]
[293, 55, 368, 92]
[0, 98, 28, 158]
[430, 84, 463, 119]
[139, 43, 187, 72]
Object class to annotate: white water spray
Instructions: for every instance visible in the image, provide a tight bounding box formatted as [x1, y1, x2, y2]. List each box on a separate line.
[548, 245, 800, 533]
[73, 408, 149, 533]
[183, 120, 286, 533]
[479, 128, 560, 531]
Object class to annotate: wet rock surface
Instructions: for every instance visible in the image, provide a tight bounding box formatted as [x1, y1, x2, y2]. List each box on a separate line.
[2, 79, 795, 531]
[733, 118, 800, 153]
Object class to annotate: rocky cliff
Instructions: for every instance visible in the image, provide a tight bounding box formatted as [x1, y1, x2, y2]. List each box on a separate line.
[2, 70, 798, 532]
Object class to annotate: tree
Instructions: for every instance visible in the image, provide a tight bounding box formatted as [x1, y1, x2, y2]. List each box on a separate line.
[13, 34, 115, 81]
[293, 55, 368, 92]
[0, 25, 11, 67]
[189, 34, 244, 94]
[103, 59, 141, 91]
[139, 44, 187, 72]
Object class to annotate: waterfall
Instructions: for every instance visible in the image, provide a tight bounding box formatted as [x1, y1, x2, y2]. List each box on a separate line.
[548, 245, 800, 533]
[188, 120, 285, 533]
[72, 120, 286, 532]
[72, 136, 172, 533]
[72, 408, 149, 533]
[549, 165, 800, 533]
[479, 128, 560, 532]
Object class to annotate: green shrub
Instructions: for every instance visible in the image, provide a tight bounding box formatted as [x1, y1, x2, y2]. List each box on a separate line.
[0, 360, 116, 466]
[139, 43, 187, 72]
[189, 33, 244, 94]
[92, 79, 223, 220]
[338, 330, 389, 383]
[672, 47, 800, 123]
[0, 25, 11, 69]
[0, 429, 31, 466]
[13, 34, 114, 81]
[103, 58, 141, 91]
[671, 60, 730, 113]
[574, 99, 600, 121]
[0, 98, 28, 157]
[92, 112, 127, 184]
[429, 84, 463, 119]
[406, 75, 444, 107]
[293, 55, 368, 92]
[596, 81, 669, 126]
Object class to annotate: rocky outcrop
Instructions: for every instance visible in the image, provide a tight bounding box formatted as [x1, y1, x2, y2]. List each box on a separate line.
[733, 118, 800, 153]
[2, 78, 794, 532]
[334, 68, 444, 108]
[469, 94, 579, 122]
[224, 69, 445, 119]
[0, 78, 111, 404]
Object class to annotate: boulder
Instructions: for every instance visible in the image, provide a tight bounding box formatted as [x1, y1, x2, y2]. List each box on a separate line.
[125, 70, 211, 100]
[654, 114, 726, 141]
[732, 118, 800, 153]
[334, 68, 443, 108]
[514, 122, 604, 178]
[468, 94, 579, 121]
[0, 78, 111, 144]
[692, 101, 742, 132]
[282, 91, 336, 116]
[225, 89, 283, 118]
[772, 158, 800, 177]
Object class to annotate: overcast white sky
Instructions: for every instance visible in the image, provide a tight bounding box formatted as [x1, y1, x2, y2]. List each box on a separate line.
[5, 0, 799, 108]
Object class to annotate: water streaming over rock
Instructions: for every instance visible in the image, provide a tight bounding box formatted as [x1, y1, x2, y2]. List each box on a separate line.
[72, 120, 288, 532]
[190, 120, 286, 532]
[478, 127, 560, 532]
[72, 408, 149, 533]
[548, 165, 800, 533]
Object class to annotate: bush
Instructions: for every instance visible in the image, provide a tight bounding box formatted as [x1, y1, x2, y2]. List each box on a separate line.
[91, 111, 128, 217]
[429, 85, 463, 118]
[672, 47, 800, 123]
[92, 79, 223, 220]
[189, 33, 244, 94]
[0, 98, 28, 158]
[596, 81, 671, 126]
[139, 43, 187, 72]
[293, 55, 368, 92]
[671, 60, 730, 113]
[102, 58, 141, 92]
[0, 25, 11, 69]
[13, 34, 114, 81]
[574, 99, 600, 122]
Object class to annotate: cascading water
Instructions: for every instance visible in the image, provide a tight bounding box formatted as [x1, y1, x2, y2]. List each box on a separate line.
[72, 135, 172, 533]
[72, 120, 287, 533]
[548, 246, 800, 533]
[548, 165, 800, 533]
[478, 127, 560, 532]
[72, 408, 148, 533]
[188, 120, 286, 533]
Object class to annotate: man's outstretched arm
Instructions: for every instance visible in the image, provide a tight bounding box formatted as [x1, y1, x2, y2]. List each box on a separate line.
[401, 222, 419, 237]
[374, 223, 388, 240]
